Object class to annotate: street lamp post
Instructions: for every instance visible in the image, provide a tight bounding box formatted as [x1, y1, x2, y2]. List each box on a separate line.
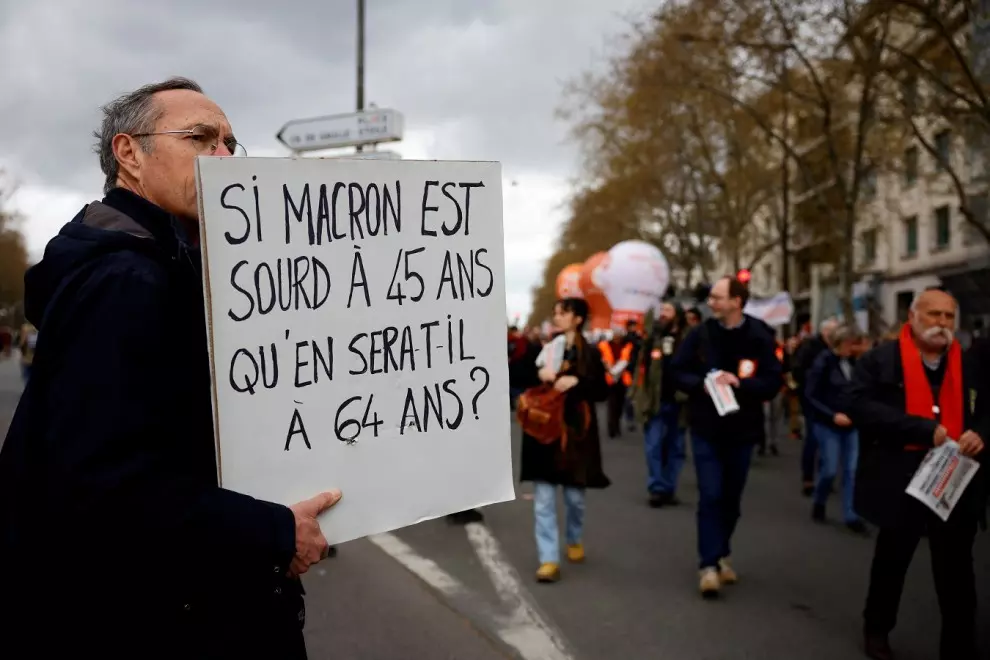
[356, 0, 366, 153]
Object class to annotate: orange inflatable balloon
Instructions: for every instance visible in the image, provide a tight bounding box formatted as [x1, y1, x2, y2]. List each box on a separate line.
[579, 252, 613, 330]
[555, 264, 584, 299]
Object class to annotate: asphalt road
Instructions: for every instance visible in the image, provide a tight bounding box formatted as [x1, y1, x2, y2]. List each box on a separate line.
[393, 416, 990, 660]
[2, 355, 988, 659]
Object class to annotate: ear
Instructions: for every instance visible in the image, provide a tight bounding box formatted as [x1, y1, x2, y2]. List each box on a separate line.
[111, 133, 144, 182]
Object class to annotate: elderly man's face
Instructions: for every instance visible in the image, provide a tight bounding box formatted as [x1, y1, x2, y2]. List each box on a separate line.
[909, 290, 957, 351]
[836, 338, 855, 358]
[125, 89, 234, 221]
[821, 320, 839, 346]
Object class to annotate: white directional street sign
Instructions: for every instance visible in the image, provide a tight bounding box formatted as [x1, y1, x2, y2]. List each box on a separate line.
[276, 108, 404, 152]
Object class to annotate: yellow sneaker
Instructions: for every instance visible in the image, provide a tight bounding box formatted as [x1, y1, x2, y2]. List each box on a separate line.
[718, 557, 738, 585]
[566, 543, 585, 563]
[699, 567, 721, 598]
[536, 562, 561, 583]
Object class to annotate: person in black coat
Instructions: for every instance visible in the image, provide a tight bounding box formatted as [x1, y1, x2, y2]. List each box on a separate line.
[845, 288, 987, 660]
[793, 318, 839, 495]
[804, 324, 868, 534]
[671, 276, 782, 598]
[519, 298, 610, 583]
[0, 78, 339, 659]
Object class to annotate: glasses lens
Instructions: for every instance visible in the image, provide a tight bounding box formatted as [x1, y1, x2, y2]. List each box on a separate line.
[226, 139, 246, 157]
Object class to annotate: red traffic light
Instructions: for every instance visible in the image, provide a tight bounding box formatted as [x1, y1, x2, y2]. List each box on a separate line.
[736, 269, 751, 284]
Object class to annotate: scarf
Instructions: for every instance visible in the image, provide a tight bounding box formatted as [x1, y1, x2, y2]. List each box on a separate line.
[899, 323, 963, 440]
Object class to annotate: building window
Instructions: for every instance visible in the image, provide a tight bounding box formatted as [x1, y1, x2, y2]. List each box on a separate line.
[861, 228, 877, 265]
[934, 205, 951, 249]
[966, 120, 988, 179]
[966, 193, 989, 242]
[904, 146, 918, 186]
[796, 256, 812, 292]
[934, 130, 951, 171]
[904, 215, 919, 257]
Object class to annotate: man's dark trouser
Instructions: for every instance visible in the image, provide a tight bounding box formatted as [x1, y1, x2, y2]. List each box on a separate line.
[606, 383, 626, 437]
[864, 517, 978, 659]
[692, 433, 754, 569]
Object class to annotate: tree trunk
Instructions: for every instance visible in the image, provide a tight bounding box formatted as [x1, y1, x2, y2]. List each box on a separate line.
[837, 208, 856, 324]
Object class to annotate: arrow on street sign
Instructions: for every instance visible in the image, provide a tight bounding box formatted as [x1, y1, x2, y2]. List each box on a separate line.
[276, 109, 404, 152]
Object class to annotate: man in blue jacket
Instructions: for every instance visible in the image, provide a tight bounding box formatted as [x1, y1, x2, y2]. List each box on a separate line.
[671, 276, 782, 598]
[0, 78, 340, 659]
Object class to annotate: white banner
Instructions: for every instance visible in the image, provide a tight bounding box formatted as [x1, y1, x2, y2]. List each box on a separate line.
[744, 292, 794, 327]
[196, 156, 514, 544]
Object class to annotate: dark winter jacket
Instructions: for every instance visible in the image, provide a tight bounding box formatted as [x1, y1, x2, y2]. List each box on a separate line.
[0, 189, 306, 659]
[670, 315, 783, 444]
[519, 338, 611, 489]
[631, 321, 687, 426]
[804, 350, 855, 430]
[845, 339, 989, 531]
[792, 333, 828, 393]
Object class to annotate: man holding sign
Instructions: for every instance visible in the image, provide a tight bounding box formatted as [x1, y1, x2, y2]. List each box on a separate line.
[0, 78, 337, 659]
[846, 288, 987, 660]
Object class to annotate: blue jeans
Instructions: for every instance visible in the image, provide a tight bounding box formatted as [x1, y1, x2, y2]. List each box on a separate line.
[693, 434, 754, 569]
[20, 363, 31, 383]
[644, 402, 685, 495]
[813, 424, 860, 523]
[533, 482, 585, 565]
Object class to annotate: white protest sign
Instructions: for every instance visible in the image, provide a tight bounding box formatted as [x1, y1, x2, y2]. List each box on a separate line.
[195, 156, 514, 544]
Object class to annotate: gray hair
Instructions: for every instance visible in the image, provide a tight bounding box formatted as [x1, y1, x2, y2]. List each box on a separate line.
[819, 317, 840, 342]
[832, 324, 864, 345]
[93, 77, 204, 194]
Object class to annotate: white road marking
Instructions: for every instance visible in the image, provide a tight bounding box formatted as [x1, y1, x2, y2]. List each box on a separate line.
[465, 522, 576, 660]
[368, 532, 462, 594]
[370, 530, 576, 660]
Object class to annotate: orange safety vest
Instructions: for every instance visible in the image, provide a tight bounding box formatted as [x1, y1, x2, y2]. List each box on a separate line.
[598, 340, 633, 387]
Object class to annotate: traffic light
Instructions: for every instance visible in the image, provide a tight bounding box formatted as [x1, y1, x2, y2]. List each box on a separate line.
[736, 269, 751, 285]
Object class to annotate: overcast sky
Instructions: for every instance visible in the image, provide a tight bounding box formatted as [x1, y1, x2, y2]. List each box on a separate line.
[0, 0, 653, 320]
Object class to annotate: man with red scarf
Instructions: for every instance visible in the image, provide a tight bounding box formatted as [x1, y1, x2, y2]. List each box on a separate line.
[846, 288, 987, 660]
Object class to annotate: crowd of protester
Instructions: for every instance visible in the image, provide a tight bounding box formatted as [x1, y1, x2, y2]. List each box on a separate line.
[511, 280, 987, 660]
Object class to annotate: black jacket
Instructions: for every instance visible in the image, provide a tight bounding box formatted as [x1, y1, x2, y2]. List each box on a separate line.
[671, 316, 783, 444]
[804, 350, 854, 429]
[845, 339, 989, 531]
[792, 333, 827, 393]
[0, 189, 306, 659]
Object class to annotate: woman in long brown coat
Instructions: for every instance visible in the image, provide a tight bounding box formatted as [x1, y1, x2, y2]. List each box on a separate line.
[519, 298, 610, 583]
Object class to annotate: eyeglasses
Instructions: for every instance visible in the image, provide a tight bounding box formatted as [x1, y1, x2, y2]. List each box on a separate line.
[131, 125, 247, 157]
